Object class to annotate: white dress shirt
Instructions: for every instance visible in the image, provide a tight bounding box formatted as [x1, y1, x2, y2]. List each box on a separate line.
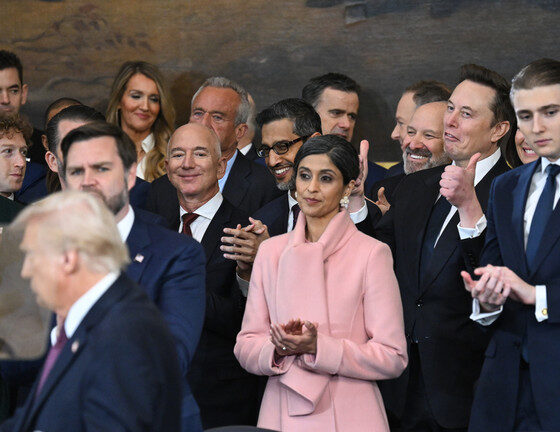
[136, 133, 155, 180]
[239, 143, 253, 156]
[116, 205, 135, 242]
[178, 192, 223, 242]
[50, 271, 119, 345]
[471, 157, 560, 324]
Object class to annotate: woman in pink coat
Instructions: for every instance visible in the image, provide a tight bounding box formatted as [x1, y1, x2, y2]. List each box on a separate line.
[235, 135, 407, 432]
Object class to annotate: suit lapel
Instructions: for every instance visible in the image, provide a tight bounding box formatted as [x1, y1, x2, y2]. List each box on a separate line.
[271, 195, 290, 236]
[125, 216, 153, 284]
[511, 163, 536, 277]
[222, 153, 250, 209]
[201, 200, 232, 264]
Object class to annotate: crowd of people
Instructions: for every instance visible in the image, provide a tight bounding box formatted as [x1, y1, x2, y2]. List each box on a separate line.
[0, 48, 559, 432]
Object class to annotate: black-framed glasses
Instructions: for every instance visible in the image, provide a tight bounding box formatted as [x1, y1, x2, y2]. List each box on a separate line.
[256, 135, 311, 158]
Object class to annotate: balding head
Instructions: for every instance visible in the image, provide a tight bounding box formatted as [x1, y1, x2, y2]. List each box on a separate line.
[165, 123, 226, 212]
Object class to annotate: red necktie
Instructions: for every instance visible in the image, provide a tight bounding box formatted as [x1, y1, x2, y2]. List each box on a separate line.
[36, 325, 68, 397]
[181, 213, 199, 237]
[291, 204, 301, 228]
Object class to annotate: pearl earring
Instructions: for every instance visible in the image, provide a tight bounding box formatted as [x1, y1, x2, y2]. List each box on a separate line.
[340, 195, 349, 208]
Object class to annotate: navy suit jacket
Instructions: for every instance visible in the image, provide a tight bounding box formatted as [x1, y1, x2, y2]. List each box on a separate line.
[375, 156, 509, 428]
[464, 160, 560, 432]
[1, 274, 182, 432]
[145, 194, 259, 428]
[126, 208, 206, 431]
[364, 160, 388, 192]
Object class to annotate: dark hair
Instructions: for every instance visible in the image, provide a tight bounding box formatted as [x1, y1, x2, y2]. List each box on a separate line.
[293, 134, 359, 185]
[459, 64, 516, 149]
[46, 105, 105, 154]
[43, 97, 82, 129]
[302, 73, 360, 108]
[0, 114, 32, 143]
[511, 58, 560, 93]
[255, 98, 322, 137]
[405, 80, 451, 106]
[503, 132, 523, 168]
[0, 50, 23, 83]
[61, 122, 137, 174]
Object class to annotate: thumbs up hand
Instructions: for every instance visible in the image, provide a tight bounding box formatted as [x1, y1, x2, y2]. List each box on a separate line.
[439, 153, 483, 228]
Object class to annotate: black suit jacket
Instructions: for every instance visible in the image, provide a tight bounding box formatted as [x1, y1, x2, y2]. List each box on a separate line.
[376, 156, 509, 428]
[368, 172, 406, 205]
[0, 196, 24, 225]
[242, 144, 259, 161]
[1, 274, 182, 432]
[145, 193, 259, 429]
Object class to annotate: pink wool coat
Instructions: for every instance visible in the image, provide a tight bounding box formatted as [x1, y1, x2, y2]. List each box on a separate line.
[234, 210, 407, 432]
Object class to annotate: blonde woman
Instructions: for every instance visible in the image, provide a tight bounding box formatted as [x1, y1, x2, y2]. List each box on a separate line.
[106, 61, 174, 181]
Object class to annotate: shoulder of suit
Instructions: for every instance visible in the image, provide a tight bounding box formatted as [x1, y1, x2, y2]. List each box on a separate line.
[220, 197, 250, 226]
[253, 194, 286, 218]
[136, 212, 202, 251]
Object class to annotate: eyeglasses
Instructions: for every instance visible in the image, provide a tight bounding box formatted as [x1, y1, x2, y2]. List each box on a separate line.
[256, 135, 311, 158]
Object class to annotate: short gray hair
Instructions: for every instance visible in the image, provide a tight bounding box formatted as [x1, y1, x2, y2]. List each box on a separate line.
[12, 191, 129, 274]
[191, 76, 251, 126]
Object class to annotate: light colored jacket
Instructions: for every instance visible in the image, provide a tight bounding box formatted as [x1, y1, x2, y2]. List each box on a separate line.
[235, 210, 407, 432]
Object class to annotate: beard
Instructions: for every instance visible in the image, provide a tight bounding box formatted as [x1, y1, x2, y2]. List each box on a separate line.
[403, 147, 451, 174]
[81, 185, 128, 216]
[276, 176, 295, 191]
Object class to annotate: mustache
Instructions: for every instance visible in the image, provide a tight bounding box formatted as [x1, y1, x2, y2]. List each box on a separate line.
[405, 147, 432, 158]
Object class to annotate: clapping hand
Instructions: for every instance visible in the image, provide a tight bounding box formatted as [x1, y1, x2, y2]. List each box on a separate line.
[270, 319, 318, 357]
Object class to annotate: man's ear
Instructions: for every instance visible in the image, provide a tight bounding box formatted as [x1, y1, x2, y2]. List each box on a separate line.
[45, 151, 59, 173]
[62, 249, 79, 275]
[490, 120, 510, 144]
[41, 134, 48, 151]
[235, 123, 248, 142]
[21, 84, 28, 106]
[126, 163, 137, 191]
[216, 156, 227, 180]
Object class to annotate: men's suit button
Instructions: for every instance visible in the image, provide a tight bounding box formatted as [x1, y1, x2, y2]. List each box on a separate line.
[416, 299, 423, 307]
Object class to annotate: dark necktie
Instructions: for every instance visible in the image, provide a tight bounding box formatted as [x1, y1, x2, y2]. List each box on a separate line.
[526, 164, 560, 269]
[36, 325, 68, 397]
[419, 196, 452, 283]
[291, 203, 301, 229]
[181, 213, 199, 237]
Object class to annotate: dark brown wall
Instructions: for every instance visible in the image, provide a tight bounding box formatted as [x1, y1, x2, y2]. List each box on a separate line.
[2, 0, 560, 161]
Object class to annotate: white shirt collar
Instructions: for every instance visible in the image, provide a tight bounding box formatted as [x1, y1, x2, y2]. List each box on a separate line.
[239, 143, 253, 156]
[2, 193, 14, 201]
[287, 191, 298, 209]
[538, 157, 560, 174]
[51, 271, 120, 344]
[452, 147, 501, 186]
[116, 205, 135, 242]
[142, 133, 155, 154]
[179, 191, 223, 221]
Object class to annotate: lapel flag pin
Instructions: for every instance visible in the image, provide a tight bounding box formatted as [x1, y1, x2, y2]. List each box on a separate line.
[134, 254, 144, 263]
[71, 340, 79, 353]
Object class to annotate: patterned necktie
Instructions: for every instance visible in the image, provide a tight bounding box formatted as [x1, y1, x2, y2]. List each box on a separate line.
[181, 213, 199, 237]
[36, 325, 68, 397]
[291, 203, 301, 229]
[526, 164, 560, 269]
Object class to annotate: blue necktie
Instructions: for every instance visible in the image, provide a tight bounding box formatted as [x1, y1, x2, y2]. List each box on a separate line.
[526, 164, 560, 269]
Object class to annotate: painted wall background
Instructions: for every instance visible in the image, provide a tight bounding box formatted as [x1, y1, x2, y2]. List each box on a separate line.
[1, 0, 560, 161]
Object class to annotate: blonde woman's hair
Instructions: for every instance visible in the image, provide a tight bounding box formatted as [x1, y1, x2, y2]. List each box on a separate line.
[12, 191, 130, 274]
[106, 61, 175, 182]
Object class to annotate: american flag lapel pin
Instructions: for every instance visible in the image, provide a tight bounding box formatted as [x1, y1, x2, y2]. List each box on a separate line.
[134, 254, 144, 263]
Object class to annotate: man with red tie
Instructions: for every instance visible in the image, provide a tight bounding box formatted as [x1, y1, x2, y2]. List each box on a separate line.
[146, 122, 259, 429]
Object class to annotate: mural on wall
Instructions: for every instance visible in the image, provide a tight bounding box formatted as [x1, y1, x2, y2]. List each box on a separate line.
[2, 0, 560, 161]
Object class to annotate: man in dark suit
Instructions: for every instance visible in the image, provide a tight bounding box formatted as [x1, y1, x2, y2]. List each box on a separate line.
[376, 64, 515, 431]
[0, 50, 45, 167]
[1, 190, 182, 432]
[150, 77, 281, 217]
[462, 58, 560, 432]
[302, 72, 387, 189]
[370, 80, 452, 203]
[146, 123, 259, 429]
[0, 115, 31, 225]
[61, 122, 206, 432]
